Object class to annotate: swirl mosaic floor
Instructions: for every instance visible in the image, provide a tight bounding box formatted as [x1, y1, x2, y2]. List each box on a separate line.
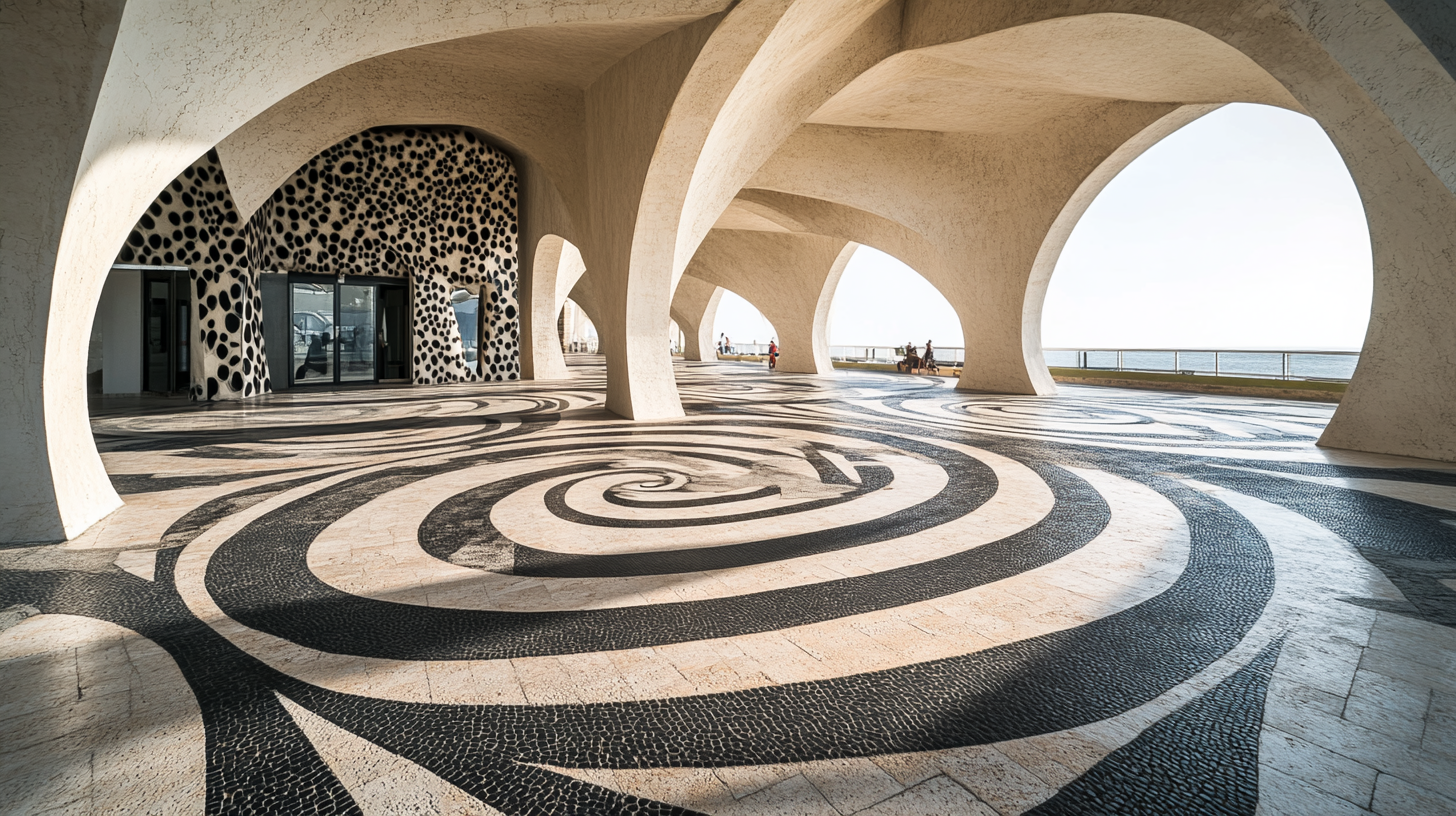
[4, 356, 1456, 814]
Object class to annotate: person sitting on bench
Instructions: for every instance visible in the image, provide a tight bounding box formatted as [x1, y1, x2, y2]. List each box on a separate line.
[922, 340, 937, 372]
[897, 342, 920, 373]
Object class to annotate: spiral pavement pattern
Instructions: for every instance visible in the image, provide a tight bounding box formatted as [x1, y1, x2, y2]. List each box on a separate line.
[4, 357, 1456, 815]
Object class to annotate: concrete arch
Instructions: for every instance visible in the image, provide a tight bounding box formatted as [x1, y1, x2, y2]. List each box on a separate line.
[597, 0, 901, 419]
[715, 190, 975, 378]
[744, 19, 1290, 394]
[1020, 103, 1227, 393]
[8, 1, 730, 542]
[734, 8, 1456, 461]
[566, 275, 607, 340]
[680, 230, 855, 373]
[669, 275, 725, 362]
[889, 5, 1456, 459]
[7, 0, 1456, 547]
[524, 235, 589, 380]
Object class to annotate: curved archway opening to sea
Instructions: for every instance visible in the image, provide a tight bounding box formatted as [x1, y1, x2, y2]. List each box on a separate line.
[1041, 103, 1372, 381]
[826, 246, 964, 367]
[711, 289, 779, 356]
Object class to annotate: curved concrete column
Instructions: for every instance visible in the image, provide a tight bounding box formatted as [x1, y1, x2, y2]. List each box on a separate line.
[747, 114, 1183, 393]
[566, 276, 607, 341]
[1019, 104, 1225, 389]
[740, 13, 1345, 397]
[681, 230, 854, 373]
[669, 275, 725, 361]
[523, 235, 588, 380]
[17, 2, 730, 543]
[595, 0, 901, 418]
[0, 0, 126, 543]
[518, 152, 588, 381]
[895, 3, 1456, 459]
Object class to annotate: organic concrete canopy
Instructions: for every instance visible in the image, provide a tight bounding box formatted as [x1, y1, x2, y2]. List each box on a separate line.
[4, 0, 1456, 543]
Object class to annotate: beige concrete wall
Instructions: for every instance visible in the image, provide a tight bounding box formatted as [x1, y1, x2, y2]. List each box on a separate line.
[10, 0, 1456, 542]
[0, 0, 126, 542]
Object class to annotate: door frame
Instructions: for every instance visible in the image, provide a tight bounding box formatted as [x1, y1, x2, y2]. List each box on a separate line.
[376, 282, 411, 383]
[127, 264, 190, 395]
[287, 274, 409, 387]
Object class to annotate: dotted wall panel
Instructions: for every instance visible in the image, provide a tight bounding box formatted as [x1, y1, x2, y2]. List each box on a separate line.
[411, 268, 480, 384]
[117, 150, 271, 399]
[119, 128, 520, 399]
[254, 127, 519, 383]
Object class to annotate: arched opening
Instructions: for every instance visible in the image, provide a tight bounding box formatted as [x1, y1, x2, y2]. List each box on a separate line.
[528, 235, 588, 380]
[560, 297, 597, 355]
[711, 289, 777, 357]
[826, 246, 963, 371]
[1042, 103, 1371, 381]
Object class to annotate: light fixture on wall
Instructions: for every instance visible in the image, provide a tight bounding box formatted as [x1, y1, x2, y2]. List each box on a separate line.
[337, 270, 346, 283]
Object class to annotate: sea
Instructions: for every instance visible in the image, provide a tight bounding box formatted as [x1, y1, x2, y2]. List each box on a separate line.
[825, 346, 1359, 381]
[1041, 350, 1358, 381]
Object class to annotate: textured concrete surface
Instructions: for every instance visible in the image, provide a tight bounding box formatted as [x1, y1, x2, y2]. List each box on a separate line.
[3, 358, 1454, 812]
[4, 0, 1456, 548]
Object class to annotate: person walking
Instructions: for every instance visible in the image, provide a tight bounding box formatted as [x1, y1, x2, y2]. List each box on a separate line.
[768, 339, 778, 370]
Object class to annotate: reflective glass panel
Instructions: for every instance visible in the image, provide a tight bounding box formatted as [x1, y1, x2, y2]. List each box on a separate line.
[339, 284, 376, 382]
[291, 283, 334, 383]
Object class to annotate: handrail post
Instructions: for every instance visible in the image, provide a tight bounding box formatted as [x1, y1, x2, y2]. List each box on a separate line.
[1174, 350, 1179, 373]
[1215, 351, 1220, 376]
[1117, 350, 1123, 371]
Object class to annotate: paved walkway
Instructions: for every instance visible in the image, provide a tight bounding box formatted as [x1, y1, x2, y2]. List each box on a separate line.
[4, 357, 1455, 814]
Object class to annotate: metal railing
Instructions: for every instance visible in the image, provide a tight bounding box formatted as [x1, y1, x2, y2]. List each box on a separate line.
[720, 344, 968, 366]
[723, 344, 1359, 382]
[1044, 348, 1358, 382]
[828, 345, 965, 367]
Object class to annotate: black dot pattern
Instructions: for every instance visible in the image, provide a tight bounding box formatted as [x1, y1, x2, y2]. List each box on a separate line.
[410, 267, 480, 384]
[116, 149, 271, 400]
[254, 127, 519, 383]
[115, 128, 520, 398]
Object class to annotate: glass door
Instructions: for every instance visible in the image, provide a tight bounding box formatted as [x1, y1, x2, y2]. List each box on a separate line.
[144, 279, 170, 392]
[289, 277, 405, 386]
[338, 284, 376, 382]
[141, 268, 189, 393]
[379, 285, 409, 380]
[291, 281, 335, 384]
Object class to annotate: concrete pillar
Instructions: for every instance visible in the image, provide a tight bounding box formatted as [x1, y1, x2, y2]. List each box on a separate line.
[0, 0, 126, 543]
[745, 105, 1186, 393]
[522, 234, 587, 380]
[583, 0, 897, 417]
[518, 153, 586, 382]
[887, 3, 1456, 457]
[566, 277, 607, 347]
[669, 275, 725, 361]
[581, 17, 721, 419]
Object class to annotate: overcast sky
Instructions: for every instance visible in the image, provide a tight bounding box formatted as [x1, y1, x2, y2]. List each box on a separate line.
[710, 103, 1373, 353]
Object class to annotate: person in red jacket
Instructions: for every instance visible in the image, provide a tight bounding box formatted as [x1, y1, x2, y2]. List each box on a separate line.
[768, 339, 778, 370]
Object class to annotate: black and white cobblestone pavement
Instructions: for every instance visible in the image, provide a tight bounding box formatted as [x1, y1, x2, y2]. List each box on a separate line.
[3, 356, 1455, 815]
